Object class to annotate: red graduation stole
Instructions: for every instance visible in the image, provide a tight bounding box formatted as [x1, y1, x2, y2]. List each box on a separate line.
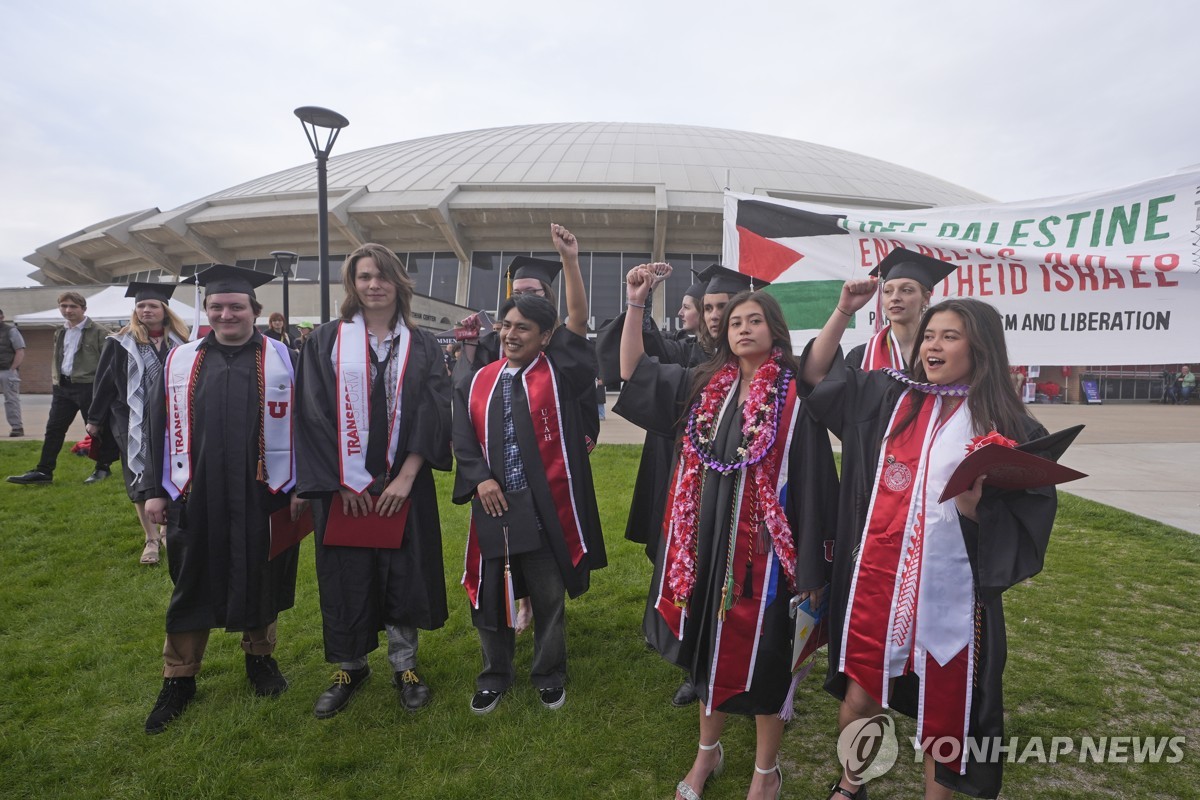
[861, 325, 905, 371]
[461, 353, 588, 611]
[839, 389, 974, 774]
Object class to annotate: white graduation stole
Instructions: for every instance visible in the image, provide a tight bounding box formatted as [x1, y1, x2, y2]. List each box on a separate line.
[332, 315, 412, 494]
[163, 336, 296, 499]
[119, 331, 184, 483]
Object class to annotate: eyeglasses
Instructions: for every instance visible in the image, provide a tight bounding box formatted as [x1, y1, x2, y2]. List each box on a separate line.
[511, 288, 546, 297]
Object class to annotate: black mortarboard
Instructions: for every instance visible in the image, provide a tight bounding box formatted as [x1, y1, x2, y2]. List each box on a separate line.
[506, 256, 563, 286]
[183, 264, 276, 298]
[684, 270, 706, 302]
[869, 248, 957, 290]
[696, 264, 769, 295]
[125, 281, 178, 304]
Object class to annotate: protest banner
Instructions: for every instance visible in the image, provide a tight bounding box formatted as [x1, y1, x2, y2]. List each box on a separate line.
[722, 172, 1200, 364]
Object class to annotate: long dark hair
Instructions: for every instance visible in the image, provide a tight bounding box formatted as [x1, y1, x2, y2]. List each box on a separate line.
[684, 291, 801, 412]
[895, 298, 1033, 441]
[339, 243, 415, 330]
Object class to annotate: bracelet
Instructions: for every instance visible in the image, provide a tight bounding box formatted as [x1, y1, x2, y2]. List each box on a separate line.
[836, 306, 853, 318]
[627, 301, 646, 309]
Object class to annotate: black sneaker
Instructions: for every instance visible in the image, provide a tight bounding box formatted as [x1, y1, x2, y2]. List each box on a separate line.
[7, 470, 52, 485]
[470, 689, 504, 715]
[393, 669, 432, 711]
[313, 666, 370, 719]
[145, 677, 196, 734]
[245, 654, 289, 697]
[539, 687, 566, 710]
[9, 429, 23, 437]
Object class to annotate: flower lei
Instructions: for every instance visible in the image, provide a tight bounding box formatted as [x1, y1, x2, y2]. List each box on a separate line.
[668, 349, 799, 608]
[882, 367, 970, 397]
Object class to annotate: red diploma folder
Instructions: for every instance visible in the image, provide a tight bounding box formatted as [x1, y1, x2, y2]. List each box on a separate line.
[269, 505, 313, 560]
[322, 497, 410, 549]
[939, 426, 1087, 503]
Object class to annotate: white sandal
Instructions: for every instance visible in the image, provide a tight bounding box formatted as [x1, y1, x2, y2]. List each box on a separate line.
[676, 741, 724, 800]
[755, 762, 783, 800]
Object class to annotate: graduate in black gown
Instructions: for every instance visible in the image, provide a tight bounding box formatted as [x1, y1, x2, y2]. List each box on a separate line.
[599, 270, 709, 557]
[295, 243, 451, 718]
[453, 227, 606, 715]
[619, 267, 838, 800]
[143, 265, 305, 734]
[86, 282, 190, 565]
[844, 248, 955, 371]
[452, 225, 600, 450]
[803, 281, 1057, 800]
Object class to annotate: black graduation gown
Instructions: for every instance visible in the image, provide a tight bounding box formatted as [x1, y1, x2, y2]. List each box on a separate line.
[89, 335, 173, 501]
[600, 314, 707, 558]
[147, 332, 299, 634]
[618, 355, 838, 715]
[454, 328, 601, 447]
[452, 327, 607, 631]
[295, 323, 452, 663]
[844, 342, 866, 371]
[804, 348, 1056, 799]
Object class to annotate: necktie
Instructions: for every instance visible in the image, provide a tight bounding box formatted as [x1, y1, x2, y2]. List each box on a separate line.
[364, 345, 389, 479]
[501, 373, 527, 491]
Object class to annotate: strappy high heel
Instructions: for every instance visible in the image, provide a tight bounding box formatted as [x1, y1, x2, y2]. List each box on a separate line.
[675, 740, 724, 800]
[755, 762, 783, 800]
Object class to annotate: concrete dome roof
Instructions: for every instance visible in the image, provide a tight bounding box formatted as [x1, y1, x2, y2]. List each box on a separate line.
[210, 121, 989, 207]
[26, 122, 990, 285]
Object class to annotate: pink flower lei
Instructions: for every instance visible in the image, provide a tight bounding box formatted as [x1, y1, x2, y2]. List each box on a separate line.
[667, 349, 799, 608]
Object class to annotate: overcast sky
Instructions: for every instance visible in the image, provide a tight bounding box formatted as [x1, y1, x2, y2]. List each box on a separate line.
[2, 0, 1196, 286]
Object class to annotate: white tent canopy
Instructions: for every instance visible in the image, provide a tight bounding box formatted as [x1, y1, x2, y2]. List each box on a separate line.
[14, 285, 201, 327]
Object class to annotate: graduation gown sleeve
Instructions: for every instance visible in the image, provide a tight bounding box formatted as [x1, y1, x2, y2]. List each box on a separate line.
[611, 353, 691, 439]
[87, 337, 123, 428]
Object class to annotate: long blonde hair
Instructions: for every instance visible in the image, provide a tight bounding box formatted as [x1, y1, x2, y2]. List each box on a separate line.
[119, 301, 190, 344]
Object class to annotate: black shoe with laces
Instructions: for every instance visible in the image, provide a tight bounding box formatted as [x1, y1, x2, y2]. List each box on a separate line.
[145, 677, 196, 734]
[245, 654, 289, 697]
[314, 666, 370, 719]
[393, 669, 432, 711]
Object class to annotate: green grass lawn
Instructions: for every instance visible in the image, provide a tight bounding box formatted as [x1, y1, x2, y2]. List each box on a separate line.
[0, 441, 1196, 799]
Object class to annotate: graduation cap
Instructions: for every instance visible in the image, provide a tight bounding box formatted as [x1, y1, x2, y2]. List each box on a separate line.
[696, 264, 769, 295]
[125, 281, 178, 304]
[183, 264, 276, 298]
[869, 248, 957, 290]
[683, 270, 707, 302]
[506, 256, 563, 287]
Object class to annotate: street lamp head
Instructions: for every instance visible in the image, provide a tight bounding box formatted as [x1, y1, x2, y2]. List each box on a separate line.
[294, 106, 350, 158]
[270, 250, 300, 279]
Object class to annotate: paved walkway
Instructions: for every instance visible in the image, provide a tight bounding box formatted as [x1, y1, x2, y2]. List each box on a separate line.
[599, 398, 1199, 535]
[9, 394, 1198, 534]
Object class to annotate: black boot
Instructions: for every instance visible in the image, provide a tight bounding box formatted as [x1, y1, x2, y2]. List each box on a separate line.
[145, 677, 196, 734]
[314, 666, 371, 719]
[245, 654, 289, 697]
[672, 677, 699, 707]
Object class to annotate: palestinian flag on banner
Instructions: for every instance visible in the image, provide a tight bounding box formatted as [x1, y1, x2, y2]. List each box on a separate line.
[723, 194, 854, 331]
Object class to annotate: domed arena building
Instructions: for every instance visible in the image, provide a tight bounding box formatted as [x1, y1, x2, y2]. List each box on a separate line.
[23, 122, 990, 333]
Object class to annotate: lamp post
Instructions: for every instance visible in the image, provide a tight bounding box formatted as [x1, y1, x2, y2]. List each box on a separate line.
[270, 250, 299, 331]
[294, 106, 349, 323]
